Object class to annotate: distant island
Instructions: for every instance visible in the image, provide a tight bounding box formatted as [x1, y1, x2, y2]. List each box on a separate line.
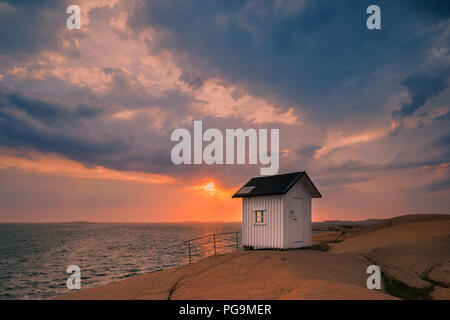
[62, 221, 95, 224]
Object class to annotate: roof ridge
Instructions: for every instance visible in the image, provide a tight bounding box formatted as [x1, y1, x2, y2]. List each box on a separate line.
[281, 172, 304, 193]
[232, 171, 320, 199]
[248, 171, 305, 180]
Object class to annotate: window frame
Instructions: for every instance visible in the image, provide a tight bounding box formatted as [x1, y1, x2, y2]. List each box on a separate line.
[254, 209, 265, 225]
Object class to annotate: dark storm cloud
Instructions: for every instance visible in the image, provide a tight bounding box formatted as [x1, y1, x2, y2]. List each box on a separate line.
[179, 70, 205, 90]
[0, 90, 102, 125]
[295, 144, 321, 158]
[392, 69, 449, 118]
[127, 0, 448, 122]
[1, 0, 60, 5]
[100, 67, 200, 116]
[426, 177, 450, 192]
[317, 175, 374, 188]
[311, 150, 450, 191]
[407, 0, 450, 21]
[433, 132, 450, 148]
[382, 152, 450, 170]
[0, 88, 126, 160]
[324, 151, 450, 175]
[0, 87, 251, 177]
[0, 0, 74, 58]
[434, 111, 450, 121]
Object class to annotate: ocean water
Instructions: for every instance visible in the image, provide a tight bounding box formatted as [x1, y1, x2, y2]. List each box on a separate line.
[0, 222, 241, 300]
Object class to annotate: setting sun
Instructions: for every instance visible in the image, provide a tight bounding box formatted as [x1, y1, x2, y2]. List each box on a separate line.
[190, 181, 236, 204]
[201, 182, 217, 195]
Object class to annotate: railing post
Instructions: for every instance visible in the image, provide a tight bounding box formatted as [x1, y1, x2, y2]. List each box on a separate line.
[236, 232, 239, 251]
[213, 234, 216, 255]
[188, 240, 191, 264]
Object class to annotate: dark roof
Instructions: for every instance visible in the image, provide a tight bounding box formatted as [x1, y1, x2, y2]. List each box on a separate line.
[232, 171, 321, 198]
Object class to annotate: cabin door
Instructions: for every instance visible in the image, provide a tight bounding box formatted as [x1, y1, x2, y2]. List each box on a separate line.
[291, 197, 303, 247]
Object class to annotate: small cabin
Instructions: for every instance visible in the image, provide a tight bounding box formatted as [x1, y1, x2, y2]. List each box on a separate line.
[232, 171, 321, 249]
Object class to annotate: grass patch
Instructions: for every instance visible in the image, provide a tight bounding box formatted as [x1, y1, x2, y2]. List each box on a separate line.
[382, 272, 433, 300]
[307, 243, 330, 251]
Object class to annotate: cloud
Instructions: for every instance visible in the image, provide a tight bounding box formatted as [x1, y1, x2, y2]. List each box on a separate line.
[433, 132, 450, 148]
[0, 86, 181, 176]
[426, 177, 450, 192]
[0, 89, 102, 124]
[317, 175, 374, 188]
[314, 128, 388, 159]
[406, 0, 450, 21]
[0, 87, 127, 164]
[126, 0, 449, 125]
[434, 111, 450, 121]
[0, 0, 80, 59]
[392, 69, 449, 118]
[0, 151, 176, 184]
[324, 151, 450, 174]
[0, 85, 278, 182]
[295, 144, 321, 159]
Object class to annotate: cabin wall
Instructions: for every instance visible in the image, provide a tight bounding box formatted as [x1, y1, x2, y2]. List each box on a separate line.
[242, 195, 285, 249]
[284, 177, 313, 248]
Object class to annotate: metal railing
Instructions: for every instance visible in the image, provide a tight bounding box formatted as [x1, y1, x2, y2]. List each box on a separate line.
[183, 231, 241, 264]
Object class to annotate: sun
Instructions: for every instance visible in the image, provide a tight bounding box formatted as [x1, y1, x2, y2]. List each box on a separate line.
[191, 180, 236, 202]
[201, 182, 217, 195]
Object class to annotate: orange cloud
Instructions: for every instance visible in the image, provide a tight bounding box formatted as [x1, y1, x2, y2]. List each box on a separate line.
[314, 127, 388, 159]
[0, 151, 176, 185]
[9, 62, 114, 92]
[194, 79, 300, 125]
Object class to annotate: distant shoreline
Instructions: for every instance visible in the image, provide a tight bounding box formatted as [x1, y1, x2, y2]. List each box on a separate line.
[1, 213, 448, 224]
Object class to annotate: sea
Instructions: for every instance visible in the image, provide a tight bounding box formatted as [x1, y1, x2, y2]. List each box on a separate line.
[0, 222, 242, 300]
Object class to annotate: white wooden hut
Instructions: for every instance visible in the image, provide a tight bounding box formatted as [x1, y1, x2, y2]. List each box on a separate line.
[232, 171, 321, 249]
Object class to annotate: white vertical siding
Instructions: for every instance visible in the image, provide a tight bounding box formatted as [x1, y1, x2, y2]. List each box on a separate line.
[242, 195, 285, 249]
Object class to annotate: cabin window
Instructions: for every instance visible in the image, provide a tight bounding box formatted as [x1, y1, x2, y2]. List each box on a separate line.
[255, 210, 264, 224]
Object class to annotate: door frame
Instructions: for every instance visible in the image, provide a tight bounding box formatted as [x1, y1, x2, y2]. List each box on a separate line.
[290, 197, 303, 247]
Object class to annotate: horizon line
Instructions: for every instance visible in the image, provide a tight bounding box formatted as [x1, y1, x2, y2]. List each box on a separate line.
[1, 213, 448, 224]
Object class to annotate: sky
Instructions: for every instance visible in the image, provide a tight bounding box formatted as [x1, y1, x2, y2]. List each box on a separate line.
[0, 0, 449, 222]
